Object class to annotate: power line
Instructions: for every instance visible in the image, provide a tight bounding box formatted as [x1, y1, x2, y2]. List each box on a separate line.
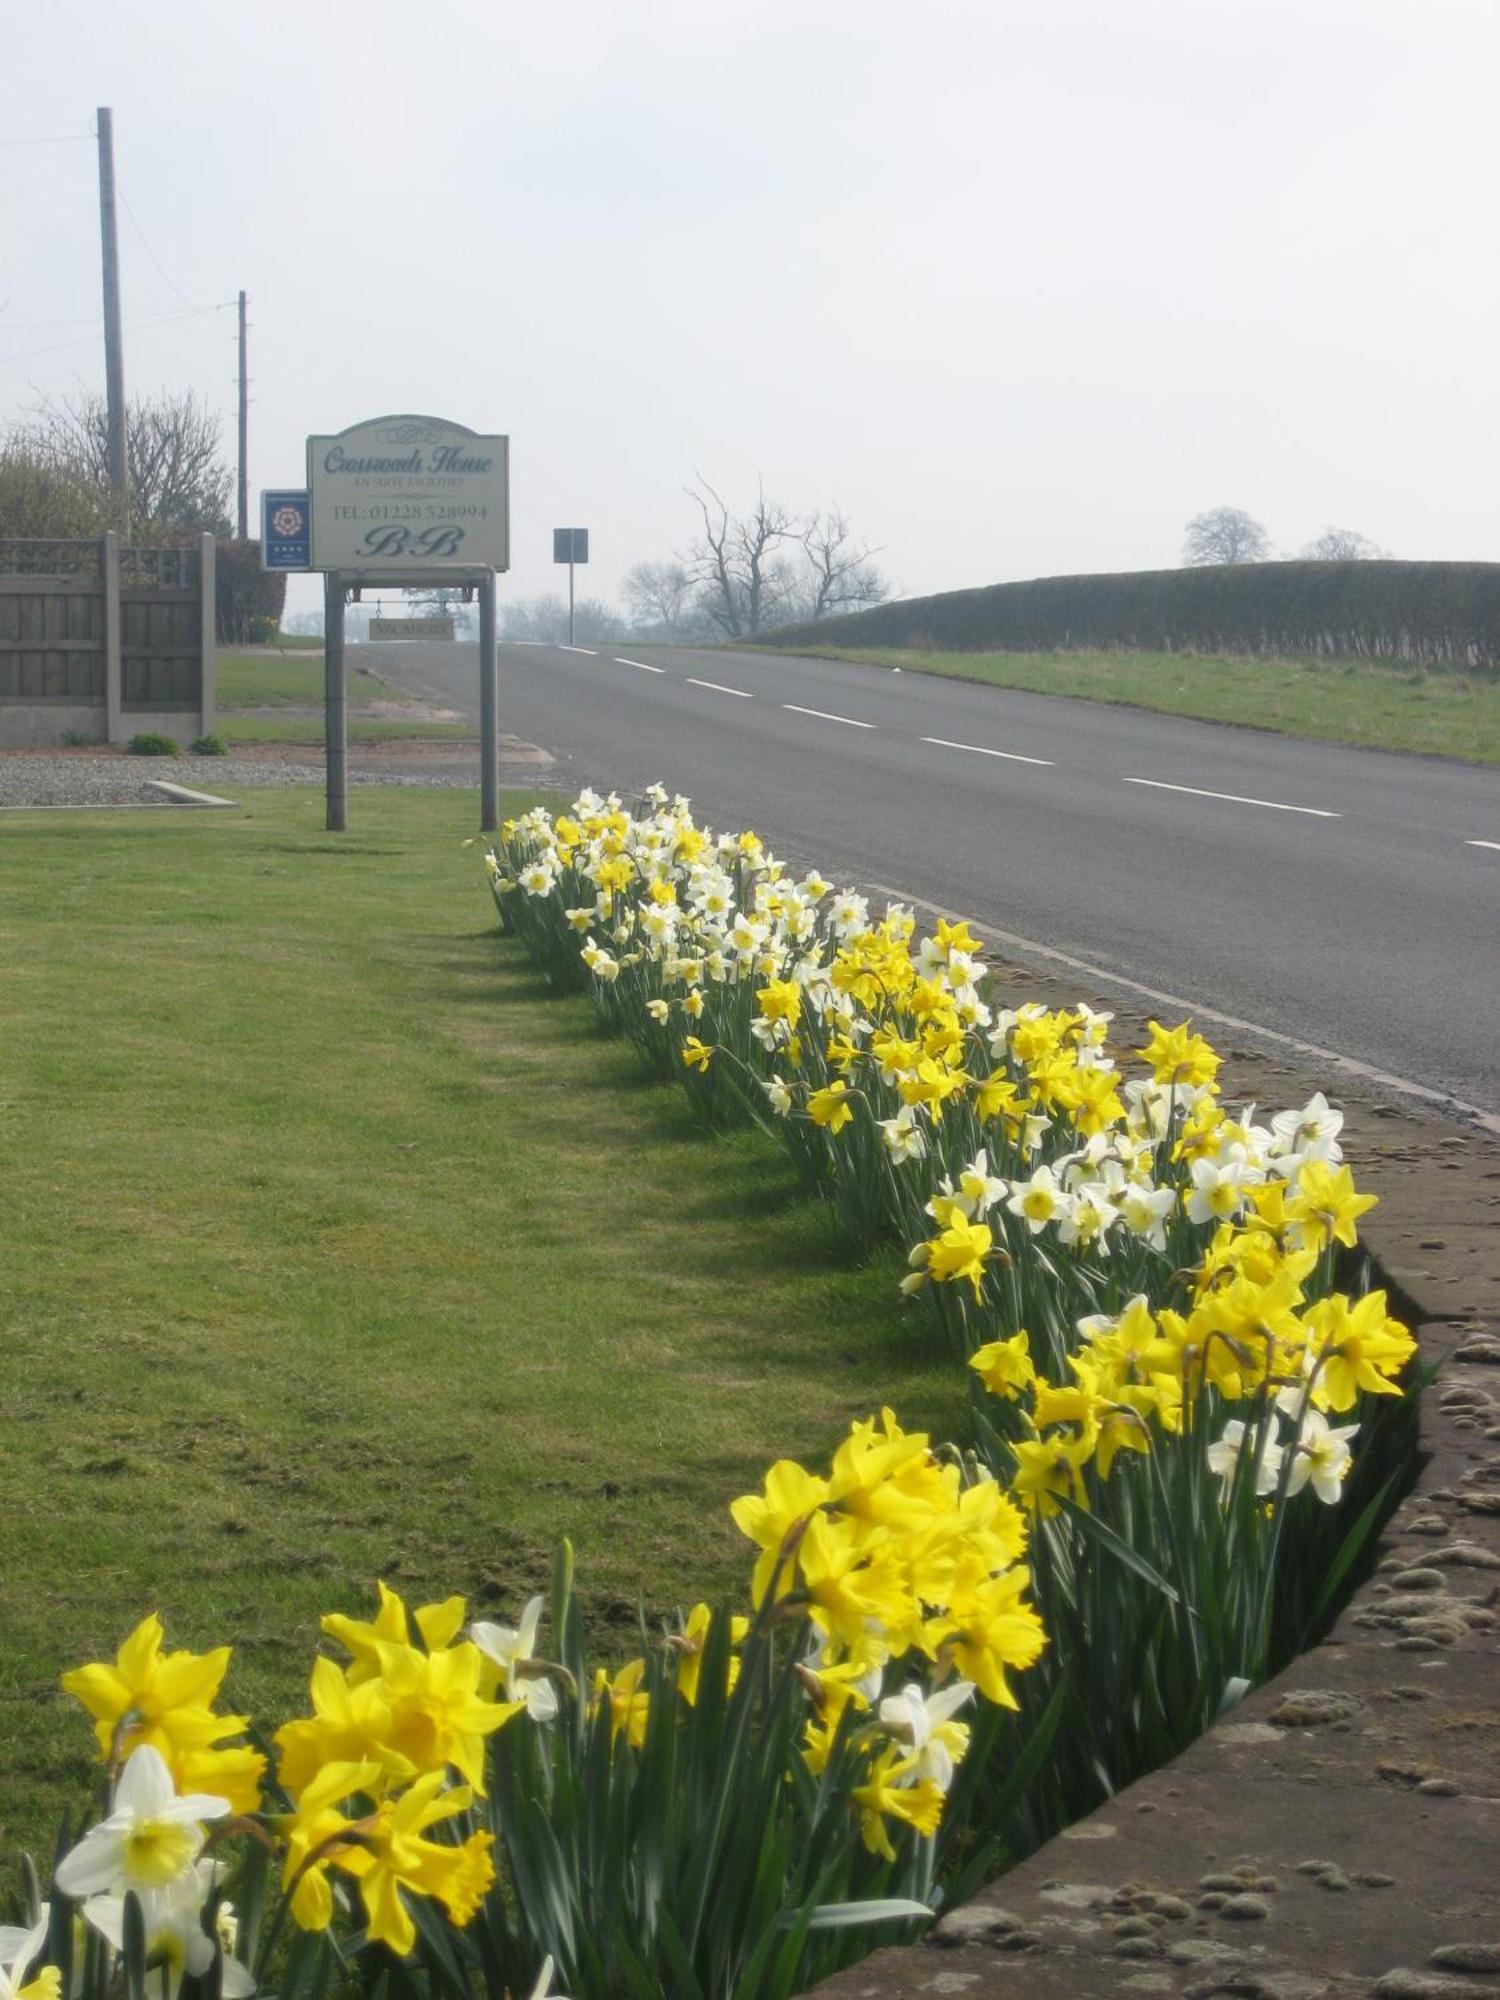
[0, 300, 235, 369]
[117, 184, 208, 312]
[0, 313, 105, 330]
[0, 131, 92, 148]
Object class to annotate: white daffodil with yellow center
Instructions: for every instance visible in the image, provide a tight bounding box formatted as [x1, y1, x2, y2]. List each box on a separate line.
[0, 1906, 59, 2000]
[80, 1864, 256, 2000]
[53, 1745, 229, 1901]
[877, 1680, 976, 1794]
[1285, 1410, 1360, 1504]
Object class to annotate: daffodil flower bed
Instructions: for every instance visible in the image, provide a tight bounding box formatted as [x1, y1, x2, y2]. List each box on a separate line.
[17, 1415, 1049, 2000]
[8, 787, 1421, 2000]
[484, 786, 1423, 1845]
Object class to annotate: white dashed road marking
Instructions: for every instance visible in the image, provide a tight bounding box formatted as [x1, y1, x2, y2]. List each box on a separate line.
[686, 677, 753, 698]
[920, 735, 1054, 768]
[559, 645, 598, 655]
[783, 704, 875, 729]
[613, 657, 667, 674]
[1124, 777, 1339, 819]
[1466, 839, 1500, 852]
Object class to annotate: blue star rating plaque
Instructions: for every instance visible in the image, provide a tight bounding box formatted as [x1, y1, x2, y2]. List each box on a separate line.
[261, 490, 312, 570]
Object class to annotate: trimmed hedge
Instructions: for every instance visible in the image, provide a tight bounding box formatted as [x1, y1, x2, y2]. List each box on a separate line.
[760, 560, 1500, 672]
[215, 538, 287, 645]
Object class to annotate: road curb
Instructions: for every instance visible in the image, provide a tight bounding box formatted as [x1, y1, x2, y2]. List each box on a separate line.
[142, 779, 238, 808]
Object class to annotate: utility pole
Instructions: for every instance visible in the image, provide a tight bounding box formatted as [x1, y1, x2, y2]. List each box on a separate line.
[237, 290, 248, 539]
[95, 107, 128, 529]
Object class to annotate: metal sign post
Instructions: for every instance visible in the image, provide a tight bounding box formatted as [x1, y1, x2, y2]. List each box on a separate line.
[273, 414, 512, 831]
[553, 527, 589, 644]
[324, 572, 347, 832]
[478, 570, 498, 832]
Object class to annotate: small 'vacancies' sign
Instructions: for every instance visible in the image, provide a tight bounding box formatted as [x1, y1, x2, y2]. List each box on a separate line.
[306, 416, 509, 573]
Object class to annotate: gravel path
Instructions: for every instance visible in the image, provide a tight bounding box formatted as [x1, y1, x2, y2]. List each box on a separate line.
[0, 752, 539, 810]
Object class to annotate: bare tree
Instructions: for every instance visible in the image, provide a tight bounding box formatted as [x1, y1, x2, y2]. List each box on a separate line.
[622, 559, 698, 636]
[11, 390, 231, 535]
[499, 594, 624, 645]
[800, 507, 889, 618]
[1300, 526, 1388, 561]
[1182, 507, 1272, 566]
[683, 479, 797, 637]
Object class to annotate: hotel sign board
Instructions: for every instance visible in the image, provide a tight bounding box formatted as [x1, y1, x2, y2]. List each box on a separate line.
[306, 415, 509, 574]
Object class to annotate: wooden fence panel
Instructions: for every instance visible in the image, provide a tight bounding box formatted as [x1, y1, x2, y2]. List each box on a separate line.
[120, 587, 199, 707]
[0, 539, 209, 736]
[0, 577, 104, 700]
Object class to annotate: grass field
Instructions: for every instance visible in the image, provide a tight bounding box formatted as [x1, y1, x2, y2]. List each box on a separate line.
[0, 788, 961, 1857]
[213, 653, 475, 745]
[216, 652, 412, 708]
[785, 645, 1500, 763]
[214, 715, 477, 745]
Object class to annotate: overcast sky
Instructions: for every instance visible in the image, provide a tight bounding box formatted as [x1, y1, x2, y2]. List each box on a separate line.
[5, 0, 1497, 621]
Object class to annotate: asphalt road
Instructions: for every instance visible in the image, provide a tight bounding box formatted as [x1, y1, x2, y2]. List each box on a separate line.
[356, 637, 1500, 1127]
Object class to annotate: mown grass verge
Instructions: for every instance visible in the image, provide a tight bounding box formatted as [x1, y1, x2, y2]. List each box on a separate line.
[778, 644, 1500, 763]
[212, 715, 477, 745]
[0, 787, 962, 1859]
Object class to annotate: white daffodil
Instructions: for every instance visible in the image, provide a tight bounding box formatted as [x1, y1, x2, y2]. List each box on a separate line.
[1269, 1092, 1344, 1167]
[81, 1865, 255, 2000]
[879, 1107, 927, 1164]
[1005, 1164, 1064, 1233]
[956, 1150, 1007, 1216]
[0, 1907, 51, 2000]
[517, 860, 556, 898]
[1207, 1420, 1284, 1498]
[761, 1076, 794, 1117]
[1284, 1410, 1359, 1504]
[1055, 1184, 1118, 1254]
[1118, 1181, 1177, 1251]
[471, 1599, 560, 1723]
[1185, 1154, 1250, 1226]
[54, 1746, 230, 1901]
[525, 1956, 569, 2000]
[877, 1680, 976, 1793]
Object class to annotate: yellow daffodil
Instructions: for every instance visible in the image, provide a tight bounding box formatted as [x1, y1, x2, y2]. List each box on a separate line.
[61, 1615, 265, 1814]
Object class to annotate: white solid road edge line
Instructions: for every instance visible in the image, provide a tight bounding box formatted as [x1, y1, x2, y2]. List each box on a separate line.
[1466, 839, 1500, 852]
[686, 677, 753, 698]
[1125, 776, 1340, 819]
[783, 703, 876, 729]
[612, 656, 668, 674]
[921, 735, 1054, 768]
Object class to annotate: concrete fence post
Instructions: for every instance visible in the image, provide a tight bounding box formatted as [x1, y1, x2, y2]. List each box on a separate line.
[199, 532, 216, 736]
[102, 530, 122, 745]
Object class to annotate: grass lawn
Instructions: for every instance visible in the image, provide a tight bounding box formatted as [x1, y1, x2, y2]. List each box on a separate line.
[0, 789, 961, 1857]
[213, 715, 477, 745]
[783, 645, 1500, 764]
[216, 653, 411, 708]
[214, 653, 474, 745]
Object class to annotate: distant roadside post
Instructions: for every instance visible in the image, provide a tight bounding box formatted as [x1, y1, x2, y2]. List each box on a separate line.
[553, 527, 589, 645]
[300, 416, 510, 832]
